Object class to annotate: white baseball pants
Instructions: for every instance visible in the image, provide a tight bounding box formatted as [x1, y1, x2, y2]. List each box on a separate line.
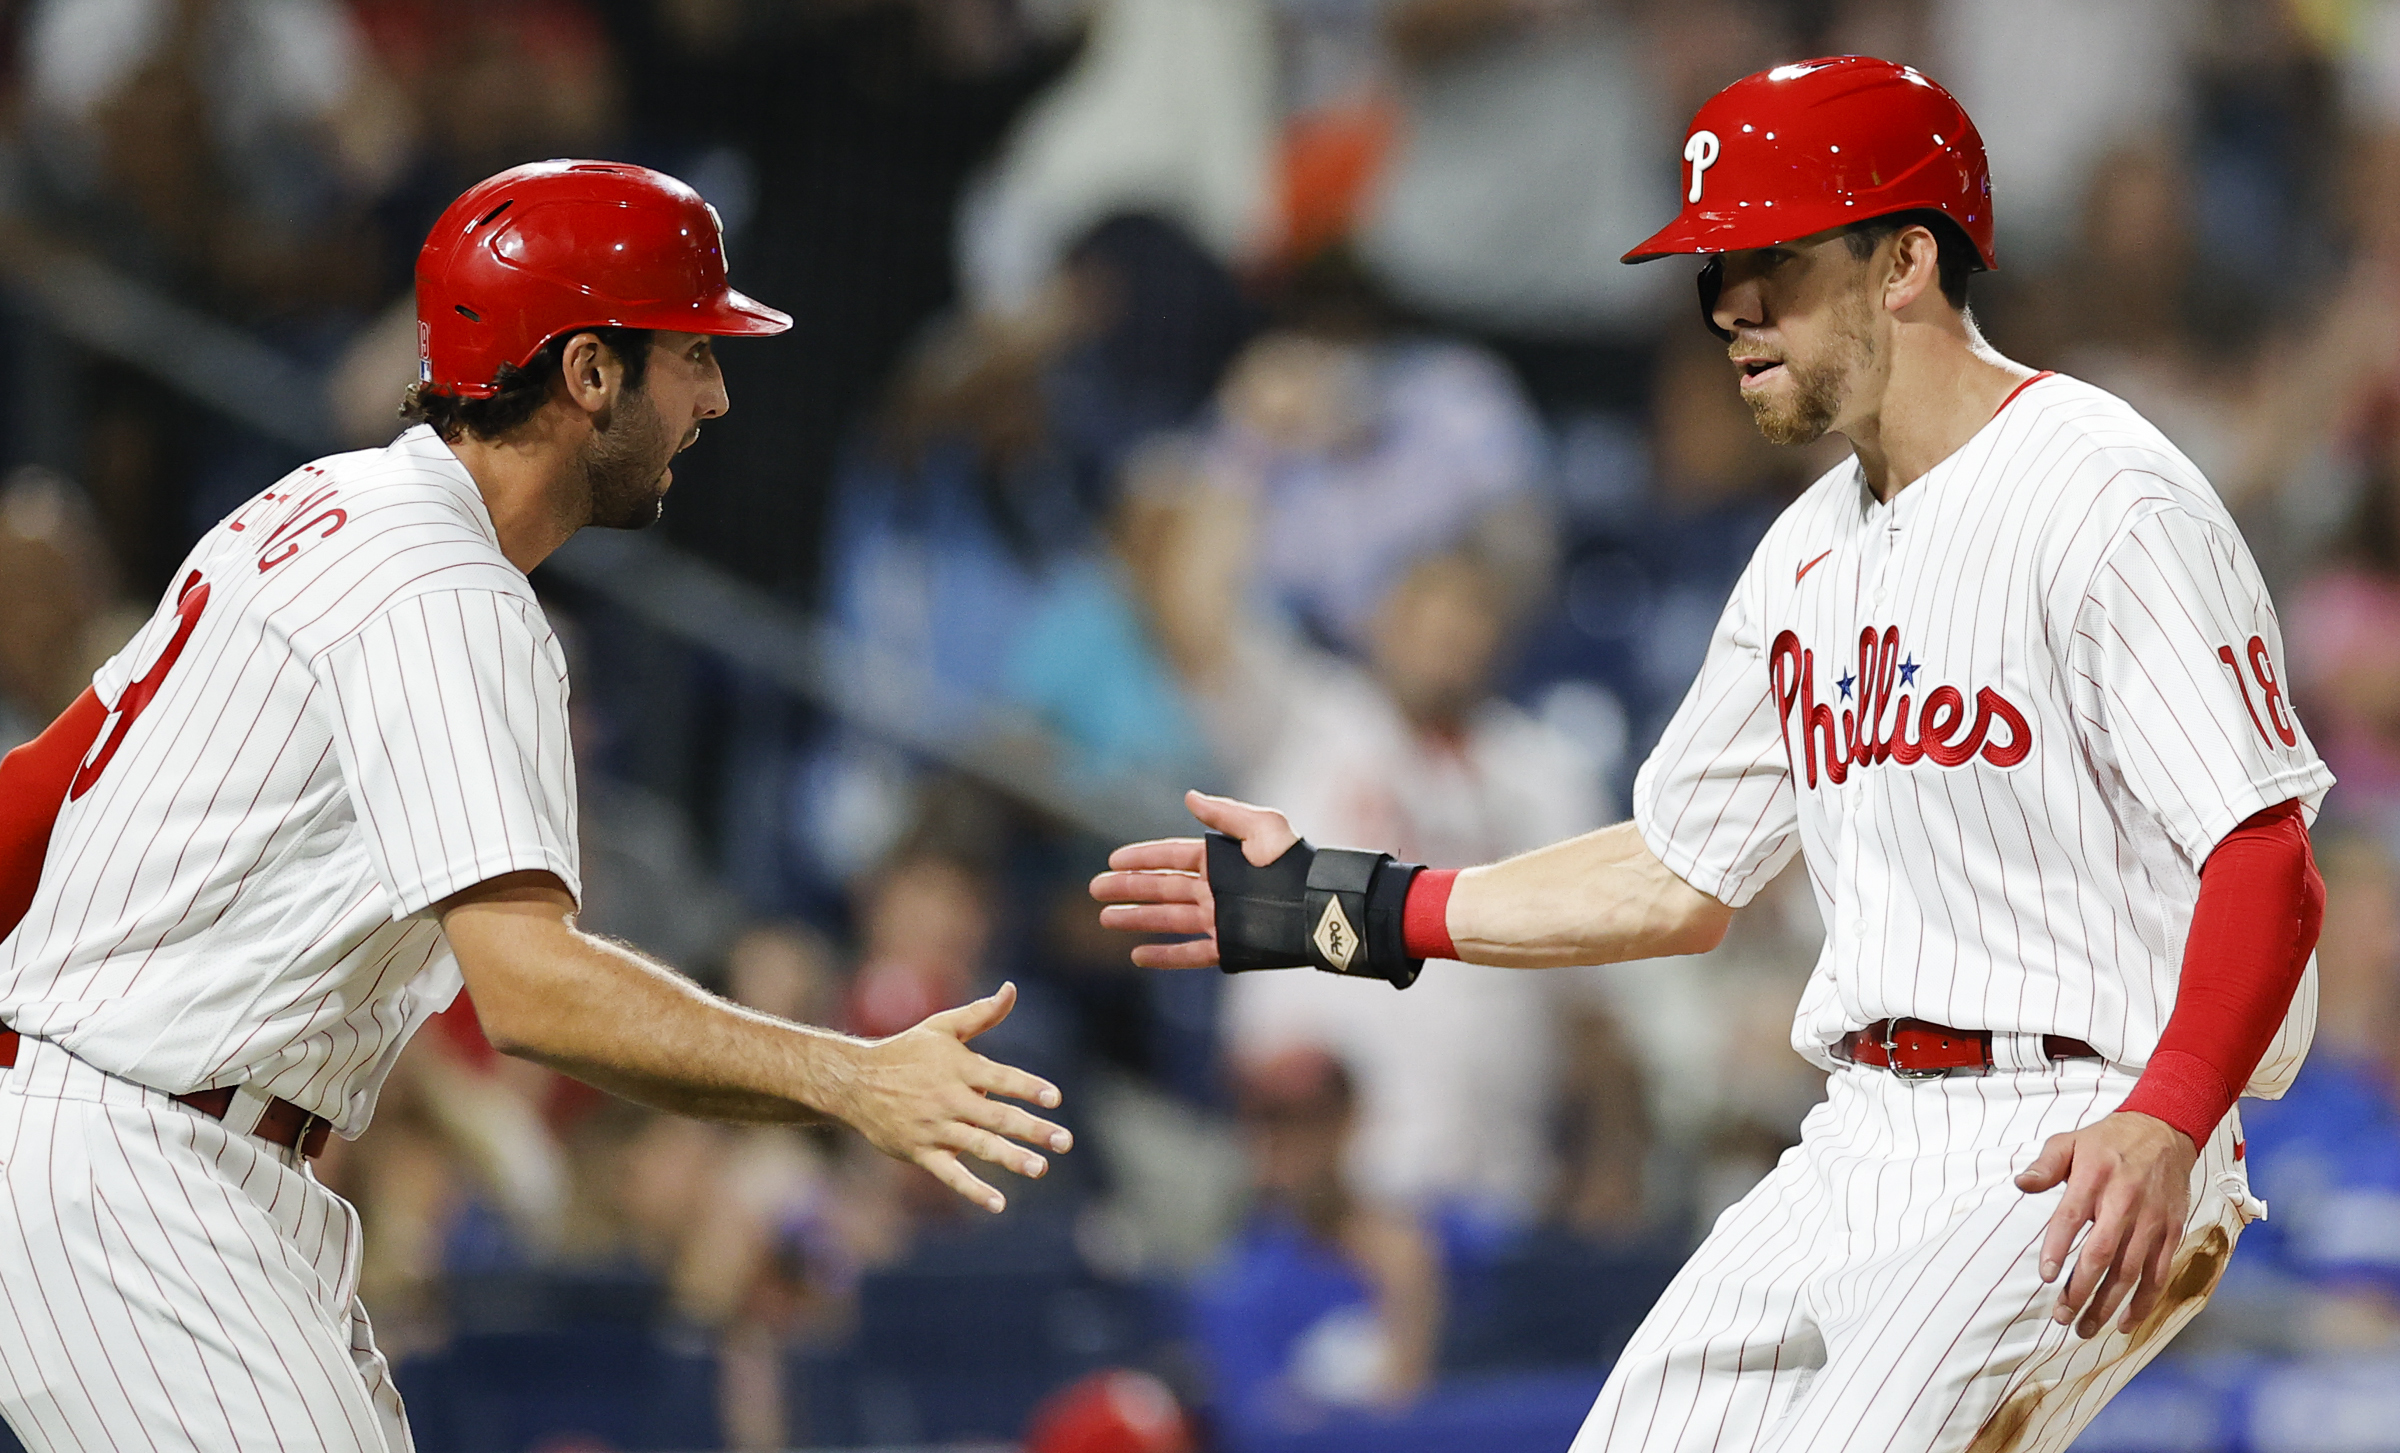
[0, 1034, 410, 1452]
[1572, 1055, 2259, 1453]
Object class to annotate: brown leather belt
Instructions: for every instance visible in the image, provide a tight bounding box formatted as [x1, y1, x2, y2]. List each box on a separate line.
[0, 1029, 330, 1158]
[1839, 1018, 2102, 1080]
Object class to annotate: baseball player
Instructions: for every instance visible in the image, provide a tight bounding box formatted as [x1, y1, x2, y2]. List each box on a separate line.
[0, 159, 1072, 1453]
[1092, 57, 2331, 1453]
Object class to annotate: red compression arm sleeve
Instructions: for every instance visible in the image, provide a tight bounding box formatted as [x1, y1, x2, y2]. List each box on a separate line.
[2117, 799, 2324, 1150]
[0, 689, 106, 941]
[1403, 868, 1459, 961]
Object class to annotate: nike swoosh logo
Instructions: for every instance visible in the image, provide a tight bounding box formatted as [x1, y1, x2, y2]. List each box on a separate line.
[1795, 549, 1833, 584]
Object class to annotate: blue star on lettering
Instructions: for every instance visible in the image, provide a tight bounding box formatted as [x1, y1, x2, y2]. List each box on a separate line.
[1837, 669, 1855, 701]
[1898, 656, 1920, 688]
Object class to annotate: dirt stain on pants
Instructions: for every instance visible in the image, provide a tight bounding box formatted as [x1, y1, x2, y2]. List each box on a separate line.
[1965, 1225, 2231, 1453]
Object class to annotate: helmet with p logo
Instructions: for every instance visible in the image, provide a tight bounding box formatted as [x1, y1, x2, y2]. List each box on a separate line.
[1622, 56, 1996, 269]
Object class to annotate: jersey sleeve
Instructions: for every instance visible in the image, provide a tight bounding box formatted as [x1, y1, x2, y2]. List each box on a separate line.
[1631, 570, 1799, 908]
[2069, 506, 2335, 869]
[314, 589, 582, 917]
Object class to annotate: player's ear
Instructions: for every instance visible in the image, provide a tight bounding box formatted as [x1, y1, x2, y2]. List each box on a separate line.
[1884, 226, 1941, 315]
[556, 331, 620, 418]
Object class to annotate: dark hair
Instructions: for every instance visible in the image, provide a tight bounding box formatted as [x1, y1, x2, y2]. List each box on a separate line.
[400, 326, 654, 442]
[1841, 210, 1978, 311]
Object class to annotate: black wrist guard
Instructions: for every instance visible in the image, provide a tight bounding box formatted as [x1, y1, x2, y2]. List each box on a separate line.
[1206, 831, 1425, 988]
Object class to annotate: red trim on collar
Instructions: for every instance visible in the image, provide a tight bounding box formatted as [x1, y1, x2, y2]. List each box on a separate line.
[1993, 370, 2057, 418]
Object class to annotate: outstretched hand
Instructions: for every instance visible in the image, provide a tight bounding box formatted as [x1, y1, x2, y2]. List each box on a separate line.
[2013, 1110, 2196, 1338]
[1088, 790, 1301, 968]
[830, 982, 1073, 1214]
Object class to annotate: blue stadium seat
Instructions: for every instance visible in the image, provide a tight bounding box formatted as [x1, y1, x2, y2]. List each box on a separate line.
[396, 1327, 719, 1452]
[1224, 1368, 1610, 1453]
[1439, 1229, 1685, 1373]
[791, 1244, 1181, 1446]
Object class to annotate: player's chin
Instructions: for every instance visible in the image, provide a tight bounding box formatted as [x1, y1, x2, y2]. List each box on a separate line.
[592, 486, 669, 532]
[1746, 395, 1829, 448]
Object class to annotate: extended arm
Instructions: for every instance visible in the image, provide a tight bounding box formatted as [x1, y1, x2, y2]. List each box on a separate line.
[1091, 791, 1732, 970]
[1446, 820, 1734, 967]
[441, 870, 1071, 1211]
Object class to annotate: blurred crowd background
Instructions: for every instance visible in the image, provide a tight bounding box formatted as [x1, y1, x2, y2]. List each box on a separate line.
[7, 0, 2400, 1449]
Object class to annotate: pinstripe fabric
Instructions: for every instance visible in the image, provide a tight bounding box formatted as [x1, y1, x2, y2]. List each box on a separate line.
[1631, 374, 2332, 1091]
[0, 1035, 409, 1452]
[1570, 1061, 2257, 1453]
[1594, 374, 2320, 1451]
[0, 425, 579, 1136]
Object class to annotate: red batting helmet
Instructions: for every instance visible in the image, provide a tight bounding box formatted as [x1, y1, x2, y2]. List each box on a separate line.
[1622, 56, 1996, 270]
[1024, 1370, 1194, 1453]
[415, 159, 792, 398]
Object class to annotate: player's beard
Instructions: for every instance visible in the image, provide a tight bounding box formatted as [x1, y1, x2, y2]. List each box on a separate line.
[1743, 288, 1875, 447]
[580, 389, 676, 531]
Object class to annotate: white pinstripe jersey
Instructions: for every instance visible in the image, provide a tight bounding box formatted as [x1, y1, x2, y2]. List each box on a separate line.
[1633, 373, 2334, 1094]
[0, 425, 580, 1135]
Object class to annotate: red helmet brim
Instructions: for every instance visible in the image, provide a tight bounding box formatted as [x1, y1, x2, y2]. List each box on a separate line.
[693, 287, 793, 337]
[1620, 209, 1787, 264]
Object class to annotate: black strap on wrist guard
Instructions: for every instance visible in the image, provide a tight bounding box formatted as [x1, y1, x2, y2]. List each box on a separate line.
[1206, 831, 1425, 988]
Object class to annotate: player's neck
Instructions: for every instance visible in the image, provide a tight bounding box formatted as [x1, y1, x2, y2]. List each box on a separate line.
[1840, 320, 2034, 504]
[444, 426, 589, 573]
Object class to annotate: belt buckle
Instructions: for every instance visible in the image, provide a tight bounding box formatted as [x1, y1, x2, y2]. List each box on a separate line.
[1881, 1020, 1949, 1082]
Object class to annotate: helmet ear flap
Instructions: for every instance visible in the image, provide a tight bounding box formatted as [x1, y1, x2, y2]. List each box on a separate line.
[1697, 258, 1733, 342]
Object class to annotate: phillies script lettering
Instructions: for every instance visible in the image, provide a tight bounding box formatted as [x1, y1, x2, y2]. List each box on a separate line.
[1770, 627, 2033, 788]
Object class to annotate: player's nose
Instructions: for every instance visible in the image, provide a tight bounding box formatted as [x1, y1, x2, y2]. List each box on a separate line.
[1712, 277, 1766, 336]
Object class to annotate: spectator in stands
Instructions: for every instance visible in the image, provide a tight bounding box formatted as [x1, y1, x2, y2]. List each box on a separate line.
[1191, 1048, 1440, 1425]
[1204, 539, 1613, 1228]
[1003, 444, 1219, 788]
[19, 0, 413, 319]
[823, 219, 1242, 725]
[2223, 830, 2400, 1347]
[2290, 445, 2400, 835]
[1200, 252, 1550, 653]
[0, 466, 141, 752]
[847, 849, 995, 1041]
[327, 0, 628, 444]
[1352, 0, 1739, 353]
[1572, 867, 1826, 1236]
[1517, 323, 1796, 788]
[2031, 135, 2258, 485]
[580, 0, 1081, 594]
[1929, 0, 2202, 265]
[328, 995, 574, 1361]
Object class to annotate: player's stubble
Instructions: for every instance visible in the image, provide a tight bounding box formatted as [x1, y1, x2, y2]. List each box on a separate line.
[1739, 279, 1876, 448]
[580, 384, 678, 530]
